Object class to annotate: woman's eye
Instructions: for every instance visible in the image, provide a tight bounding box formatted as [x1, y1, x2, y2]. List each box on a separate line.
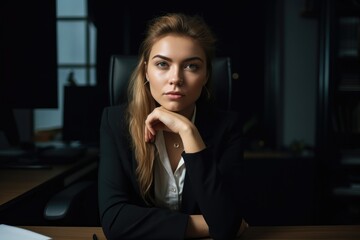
[156, 61, 169, 69]
[185, 63, 199, 71]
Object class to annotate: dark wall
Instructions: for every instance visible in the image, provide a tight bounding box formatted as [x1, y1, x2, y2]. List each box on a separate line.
[0, 0, 58, 147]
[0, 0, 58, 109]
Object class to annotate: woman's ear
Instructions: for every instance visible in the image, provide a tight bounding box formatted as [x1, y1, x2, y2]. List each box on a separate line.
[144, 61, 149, 81]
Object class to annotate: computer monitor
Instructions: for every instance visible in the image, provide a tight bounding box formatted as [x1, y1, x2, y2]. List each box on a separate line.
[0, 1, 58, 147]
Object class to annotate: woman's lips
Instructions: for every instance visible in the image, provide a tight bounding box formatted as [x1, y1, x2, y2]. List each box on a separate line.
[163, 91, 184, 100]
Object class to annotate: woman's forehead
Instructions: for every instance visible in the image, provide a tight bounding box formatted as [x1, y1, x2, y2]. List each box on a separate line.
[149, 35, 206, 62]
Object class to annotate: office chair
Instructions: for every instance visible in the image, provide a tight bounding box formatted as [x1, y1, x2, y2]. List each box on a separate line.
[43, 55, 233, 225]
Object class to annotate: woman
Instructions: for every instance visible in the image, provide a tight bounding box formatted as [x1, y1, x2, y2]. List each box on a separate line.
[99, 13, 248, 239]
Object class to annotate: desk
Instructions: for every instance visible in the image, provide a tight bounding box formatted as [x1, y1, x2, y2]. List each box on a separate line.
[22, 225, 360, 240]
[0, 148, 98, 210]
[241, 225, 360, 239]
[22, 226, 106, 240]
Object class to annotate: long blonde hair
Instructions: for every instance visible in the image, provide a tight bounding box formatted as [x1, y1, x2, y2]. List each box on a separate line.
[127, 13, 216, 202]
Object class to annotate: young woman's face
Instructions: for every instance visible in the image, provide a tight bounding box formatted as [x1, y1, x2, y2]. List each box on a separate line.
[146, 35, 207, 116]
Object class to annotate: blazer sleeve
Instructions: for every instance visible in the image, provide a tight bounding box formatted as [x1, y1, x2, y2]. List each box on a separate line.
[98, 106, 189, 240]
[182, 110, 244, 240]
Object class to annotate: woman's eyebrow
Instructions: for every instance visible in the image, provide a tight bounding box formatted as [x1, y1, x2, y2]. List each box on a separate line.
[151, 55, 204, 63]
[152, 55, 171, 61]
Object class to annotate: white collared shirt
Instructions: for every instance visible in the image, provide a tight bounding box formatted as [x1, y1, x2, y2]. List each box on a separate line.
[153, 107, 196, 211]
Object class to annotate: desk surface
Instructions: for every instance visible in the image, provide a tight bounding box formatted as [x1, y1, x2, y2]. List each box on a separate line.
[22, 225, 360, 240]
[242, 225, 360, 239]
[0, 148, 98, 208]
[23, 226, 106, 240]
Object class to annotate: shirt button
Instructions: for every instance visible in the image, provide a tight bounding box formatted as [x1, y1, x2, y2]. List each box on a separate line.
[170, 187, 176, 193]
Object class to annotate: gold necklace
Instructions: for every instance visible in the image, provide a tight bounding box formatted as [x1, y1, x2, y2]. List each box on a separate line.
[164, 132, 182, 149]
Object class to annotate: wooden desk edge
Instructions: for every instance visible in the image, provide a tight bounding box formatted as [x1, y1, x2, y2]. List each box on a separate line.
[0, 148, 99, 208]
[22, 226, 106, 240]
[21, 225, 360, 240]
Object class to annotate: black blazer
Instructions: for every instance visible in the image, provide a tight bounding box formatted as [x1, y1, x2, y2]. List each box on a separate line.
[98, 103, 244, 240]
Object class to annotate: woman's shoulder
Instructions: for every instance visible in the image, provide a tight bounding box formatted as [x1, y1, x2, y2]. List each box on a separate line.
[198, 104, 241, 121]
[102, 104, 127, 116]
[101, 104, 129, 128]
[214, 109, 241, 130]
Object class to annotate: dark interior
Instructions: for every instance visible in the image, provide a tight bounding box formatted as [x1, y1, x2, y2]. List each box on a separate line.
[0, 0, 359, 230]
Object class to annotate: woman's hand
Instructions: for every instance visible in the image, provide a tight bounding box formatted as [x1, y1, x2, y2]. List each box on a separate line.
[144, 106, 191, 142]
[237, 218, 249, 237]
[144, 106, 205, 153]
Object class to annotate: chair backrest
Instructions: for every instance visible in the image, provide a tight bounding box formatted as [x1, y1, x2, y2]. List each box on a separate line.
[109, 55, 232, 110]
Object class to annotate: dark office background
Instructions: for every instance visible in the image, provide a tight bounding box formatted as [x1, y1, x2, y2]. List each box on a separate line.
[1, 0, 359, 227]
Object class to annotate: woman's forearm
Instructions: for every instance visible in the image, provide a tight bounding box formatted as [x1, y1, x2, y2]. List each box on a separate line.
[185, 215, 209, 238]
[185, 215, 249, 239]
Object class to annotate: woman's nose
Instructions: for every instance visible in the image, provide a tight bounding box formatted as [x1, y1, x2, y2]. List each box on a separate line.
[169, 77, 184, 86]
[169, 68, 184, 86]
